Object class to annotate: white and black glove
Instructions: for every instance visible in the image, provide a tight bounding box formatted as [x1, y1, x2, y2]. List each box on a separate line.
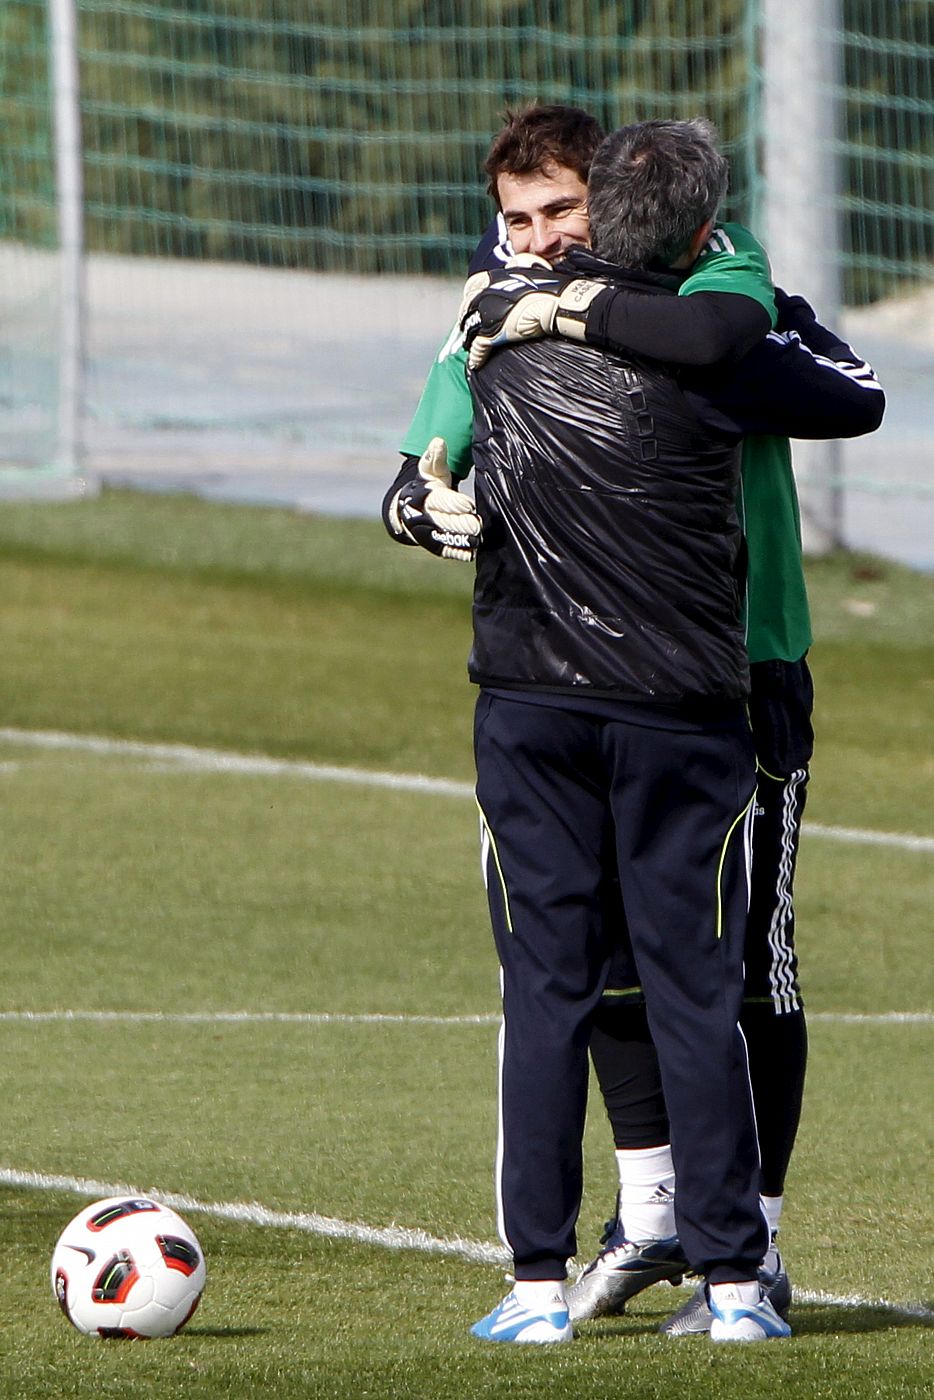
[459, 253, 606, 370]
[386, 437, 481, 562]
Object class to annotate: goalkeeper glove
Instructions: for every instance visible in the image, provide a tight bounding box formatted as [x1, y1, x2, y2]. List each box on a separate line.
[386, 437, 481, 563]
[460, 253, 606, 370]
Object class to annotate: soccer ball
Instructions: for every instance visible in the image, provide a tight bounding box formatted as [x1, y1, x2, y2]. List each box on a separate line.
[51, 1196, 206, 1338]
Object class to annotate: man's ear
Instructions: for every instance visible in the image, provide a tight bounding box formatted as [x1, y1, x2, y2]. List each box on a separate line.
[685, 218, 716, 264]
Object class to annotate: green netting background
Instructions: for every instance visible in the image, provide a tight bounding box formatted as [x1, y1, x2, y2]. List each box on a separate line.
[3, 0, 931, 299]
[0, 1, 931, 561]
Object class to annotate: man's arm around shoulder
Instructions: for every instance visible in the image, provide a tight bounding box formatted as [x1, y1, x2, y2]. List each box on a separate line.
[689, 292, 885, 441]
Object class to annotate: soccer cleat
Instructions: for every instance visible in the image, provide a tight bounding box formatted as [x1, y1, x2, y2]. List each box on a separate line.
[658, 1281, 713, 1337]
[708, 1288, 792, 1343]
[660, 1246, 791, 1337]
[470, 1291, 573, 1344]
[566, 1223, 688, 1323]
[761, 1247, 792, 1319]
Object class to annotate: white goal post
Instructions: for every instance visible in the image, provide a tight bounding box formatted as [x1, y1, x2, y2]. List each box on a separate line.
[49, 0, 85, 481]
[762, 0, 844, 553]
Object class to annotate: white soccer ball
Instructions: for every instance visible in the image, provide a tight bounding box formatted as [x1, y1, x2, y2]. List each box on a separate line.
[51, 1196, 206, 1339]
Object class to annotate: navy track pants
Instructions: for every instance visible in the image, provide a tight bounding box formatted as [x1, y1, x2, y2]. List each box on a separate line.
[474, 690, 769, 1283]
[592, 656, 814, 1188]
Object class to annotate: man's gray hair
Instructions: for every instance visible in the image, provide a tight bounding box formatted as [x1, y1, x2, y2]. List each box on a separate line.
[587, 118, 729, 269]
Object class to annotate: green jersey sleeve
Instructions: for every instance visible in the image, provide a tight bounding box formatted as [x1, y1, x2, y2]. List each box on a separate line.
[398, 324, 475, 480]
[681, 222, 777, 327]
[686, 226, 805, 659]
[738, 436, 812, 664]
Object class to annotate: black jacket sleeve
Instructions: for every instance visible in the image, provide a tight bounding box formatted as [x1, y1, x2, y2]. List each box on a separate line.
[585, 288, 771, 366]
[687, 296, 886, 441]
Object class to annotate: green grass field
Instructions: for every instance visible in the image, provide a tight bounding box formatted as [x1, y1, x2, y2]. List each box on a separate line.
[0, 491, 930, 1398]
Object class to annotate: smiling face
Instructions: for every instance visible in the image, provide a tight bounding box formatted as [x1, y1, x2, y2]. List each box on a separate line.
[495, 162, 591, 262]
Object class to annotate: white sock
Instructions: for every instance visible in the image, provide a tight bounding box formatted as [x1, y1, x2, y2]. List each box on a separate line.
[709, 1279, 760, 1309]
[512, 1279, 566, 1311]
[761, 1193, 783, 1235]
[760, 1195, 782, 1271]
[615, 1143, 676, 1241]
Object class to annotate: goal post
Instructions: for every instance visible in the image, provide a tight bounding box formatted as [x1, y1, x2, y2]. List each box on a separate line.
[761, 0, 843, 319]
[49, 0, 86, 481]
[761, 0, 844, 554]
[0, 0, 90, 496]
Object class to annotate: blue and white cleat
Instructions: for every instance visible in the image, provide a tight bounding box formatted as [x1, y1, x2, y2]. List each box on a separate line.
[660, 1245, 791, 1337]
[471, 1291, 573, 1344]
[708, 1288, 792, 1342]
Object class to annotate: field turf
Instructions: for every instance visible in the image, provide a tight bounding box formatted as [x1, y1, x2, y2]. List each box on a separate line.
[0, 491, 930, 1398]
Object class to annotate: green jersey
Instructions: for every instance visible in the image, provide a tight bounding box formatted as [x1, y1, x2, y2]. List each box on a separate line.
[683, 222, 777, 322]
[737, 436, 811, 663]
[682, 224, 811, 663]
[399, 221, 811, 665]
[400, 321, 476, 480]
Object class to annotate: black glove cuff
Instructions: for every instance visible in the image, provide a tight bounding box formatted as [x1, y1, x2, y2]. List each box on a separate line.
[581, 286, 621, 351]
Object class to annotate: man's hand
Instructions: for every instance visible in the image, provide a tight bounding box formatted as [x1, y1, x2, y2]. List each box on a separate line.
[460, 254, 606, 370]
[773, 288, 817, 334]
[387, 438, 482, 562]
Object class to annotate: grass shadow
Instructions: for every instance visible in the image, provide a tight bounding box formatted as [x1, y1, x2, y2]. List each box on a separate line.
[787, 1301, 934, 1336]
[183, 1326, 269, 1339]
[579, 1297, 934, 1342]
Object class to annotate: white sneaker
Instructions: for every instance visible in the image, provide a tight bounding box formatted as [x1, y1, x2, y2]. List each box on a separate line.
[661, 1246, 792, 1336]
[708, 1288, 792, 1342]
[471, 1290, 573, 1344]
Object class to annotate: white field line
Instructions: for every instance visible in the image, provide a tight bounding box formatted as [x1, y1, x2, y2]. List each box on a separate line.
[0, 1010, 500, 1026]
[0, 1009, 930, 1027]
[0, 728, 474, 799]
[791, 1288, 933, 1322]
[1, 726, 933, 855]
[809, 1011, 934, 1025]
[3, 1167, 931, 1324]
[0, 1168, 505, 1267]
[806, 821, 934, 853]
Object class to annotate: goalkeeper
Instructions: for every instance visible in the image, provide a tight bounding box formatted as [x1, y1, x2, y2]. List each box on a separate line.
[382, 105, 884, 1335]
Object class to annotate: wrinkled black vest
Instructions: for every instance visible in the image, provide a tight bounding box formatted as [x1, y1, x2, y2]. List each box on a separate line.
[468, 326, 748, 703]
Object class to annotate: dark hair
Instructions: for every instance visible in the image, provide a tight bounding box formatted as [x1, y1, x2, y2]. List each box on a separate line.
[484, 104, 606, 204]
[586, 118, 729, 268]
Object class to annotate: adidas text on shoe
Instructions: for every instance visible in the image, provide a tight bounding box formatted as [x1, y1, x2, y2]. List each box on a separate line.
[708, 1289, 792, 1343]
[470, 1292, 573, 1344]
[566, 1229, 687, 1323]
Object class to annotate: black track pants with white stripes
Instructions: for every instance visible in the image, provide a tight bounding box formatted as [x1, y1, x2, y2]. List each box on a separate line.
[474, 690, 769, 1284]
[744, 655, 814, 1193]
[591, 657, 813, 1193]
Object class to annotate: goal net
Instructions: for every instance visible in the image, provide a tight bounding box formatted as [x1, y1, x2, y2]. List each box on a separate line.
[0, 1, 931, 552]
